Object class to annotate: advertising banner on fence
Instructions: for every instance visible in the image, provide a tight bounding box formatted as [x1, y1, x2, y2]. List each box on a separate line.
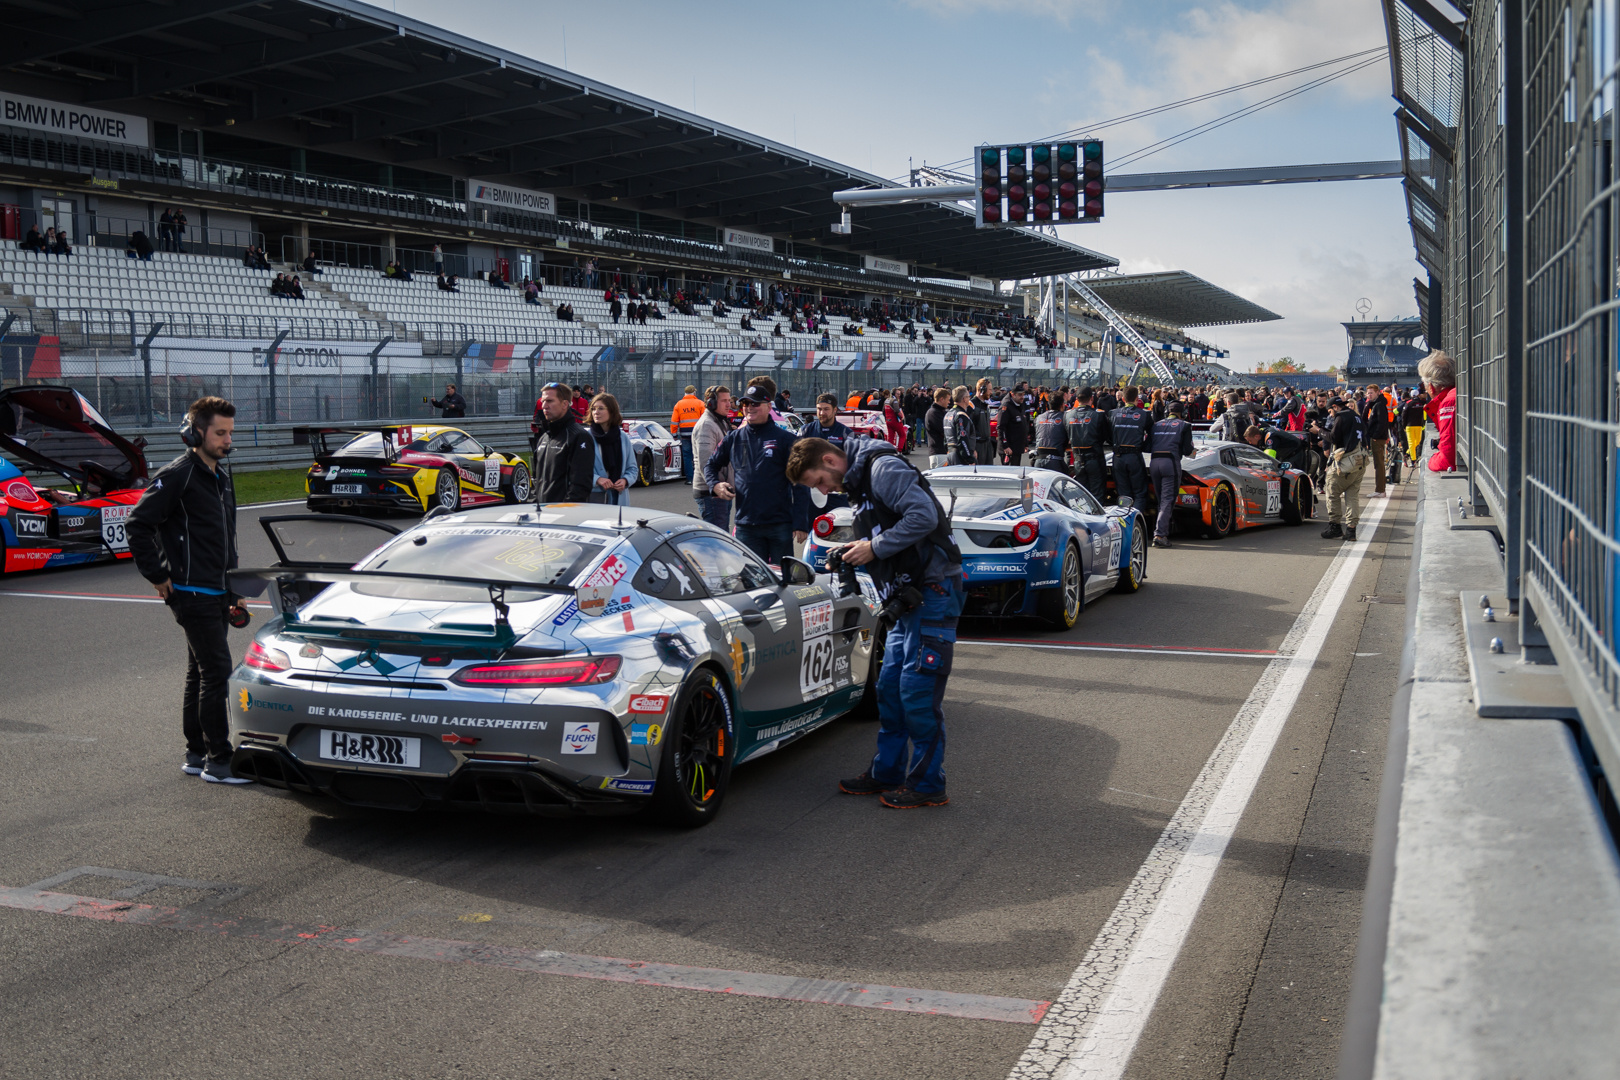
[694, 350, 780, 368]
[59, 338, 429, 378]
[722, 227, 774, 254]
[468, 179, 556, 216]
[862, 255, 909, 276]
[1, 92, 150, 147]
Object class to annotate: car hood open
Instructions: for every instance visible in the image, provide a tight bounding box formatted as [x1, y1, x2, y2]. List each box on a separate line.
[0, 385, 148, 488]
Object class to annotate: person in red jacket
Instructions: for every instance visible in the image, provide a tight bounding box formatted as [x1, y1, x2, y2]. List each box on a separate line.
[1420, 351, 1457, 472]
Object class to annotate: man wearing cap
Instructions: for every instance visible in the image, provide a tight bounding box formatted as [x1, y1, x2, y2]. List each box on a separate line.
[1321, 397, 1369, 542]
[670, 384, 705, 482]
[705, 384, 802, 563]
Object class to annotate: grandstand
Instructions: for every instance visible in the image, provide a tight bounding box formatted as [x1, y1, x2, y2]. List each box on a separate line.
[1343, 318, 1426, 379]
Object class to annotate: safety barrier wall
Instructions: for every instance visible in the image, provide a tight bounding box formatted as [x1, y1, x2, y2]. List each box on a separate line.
[1432, 0, 1620, 783]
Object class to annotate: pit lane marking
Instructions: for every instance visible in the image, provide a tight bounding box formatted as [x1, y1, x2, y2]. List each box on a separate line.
[1009, 494, 1393, 1080]
[0, 885, 1049, 1026]
[959, 639, 1275, 660]
[0, 590, 270, 607]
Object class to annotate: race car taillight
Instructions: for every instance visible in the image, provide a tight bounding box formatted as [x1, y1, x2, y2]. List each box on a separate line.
[1012, 519, 1040, 546]
[813, 514, 835, 539]
[664, 445, 675, 467]
[244, 640, 291, 672]
[452, 655, 621, 687]
[5, 479, 36, 502]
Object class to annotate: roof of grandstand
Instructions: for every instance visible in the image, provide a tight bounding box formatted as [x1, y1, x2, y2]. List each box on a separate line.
[1082, 271, 1281, 328]
[1, 0, 1115, 282]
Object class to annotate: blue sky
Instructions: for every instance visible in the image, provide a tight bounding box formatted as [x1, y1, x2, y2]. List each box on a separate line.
[389, 0, 1412, 369]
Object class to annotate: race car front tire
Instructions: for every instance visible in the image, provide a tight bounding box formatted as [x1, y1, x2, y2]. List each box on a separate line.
[432, 469, 461, 513]
[1280, 476, 1308, 525]
[505, 462, 532, 504]
[1113, 522, 1147, 593]
[1202, 484, 1236, 540]
[650, 669, 736, 828]
[1038, 541, 1083, 630]
[636, 450, 653, 487]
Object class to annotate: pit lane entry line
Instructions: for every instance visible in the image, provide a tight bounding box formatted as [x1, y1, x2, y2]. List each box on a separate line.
[1008, 494, 1394, 1080]
[0, 886, 1049, 1026]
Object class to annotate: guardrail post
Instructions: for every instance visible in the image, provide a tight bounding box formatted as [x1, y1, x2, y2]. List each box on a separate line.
[528, 341, 547, 408]
[138, 322, 162, 425]
[368, 335, 392, 421]
[267, 328, 290, 423]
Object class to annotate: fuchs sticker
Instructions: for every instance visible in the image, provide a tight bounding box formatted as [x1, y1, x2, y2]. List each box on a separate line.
[628, 694, 669, 714]
[562, 722, 599, 755]
[800, 600, 833, 639]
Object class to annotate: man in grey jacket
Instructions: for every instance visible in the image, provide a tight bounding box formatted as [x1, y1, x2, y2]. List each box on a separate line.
[690, 384, 732, 530]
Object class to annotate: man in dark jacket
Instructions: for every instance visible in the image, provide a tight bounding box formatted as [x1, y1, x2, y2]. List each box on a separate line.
[430, 383, 466, 419]
[1361, 383, 1392, 498]
[1109, 386, 1152, 510]
[970, 379, 994, 464]
[706, 384, 800, 562]
[997, 389, 1031, 466]
[1065, 387, 1112, 496]
[1147, 403, 1196, 547]
[924, 387, 951, 462]
[126, 396, 250, 785]
[532, 383, 595, 502]
[947, 386, 978, 466]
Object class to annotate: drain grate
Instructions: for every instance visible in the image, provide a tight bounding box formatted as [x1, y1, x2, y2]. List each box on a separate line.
[1360, 595, 1406, 605]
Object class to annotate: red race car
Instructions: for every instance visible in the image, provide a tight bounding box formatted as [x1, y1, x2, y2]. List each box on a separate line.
[0, 385, 149, 574]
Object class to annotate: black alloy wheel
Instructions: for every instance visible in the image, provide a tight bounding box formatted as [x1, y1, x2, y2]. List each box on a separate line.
[1203, 485, 1235, 540]
[433, 468, 461, 512]
[650, 671, 736, 827]
[505, 461, 532, 504]
[637, 451, 654, 487]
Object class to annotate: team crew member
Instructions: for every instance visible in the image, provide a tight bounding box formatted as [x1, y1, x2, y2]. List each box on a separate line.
[1244, 424, 1313, 475]
[127, 396, 251, 786]
[795, 394, 854, 551]
[1109, 386, 1151, 510]
[924, 387, 951, 466]
[1361, 383, 1392, 498]
[1031, 397, 1069, 474]
[670, 384, 705, 482]
[1065, 387, 1111, 496]
[971, 378, 994, 464]
[533, 382, 595, 502]
[429, 382, 466, 419]
[1322, 397, 1369, 541]
[788, 435, 964, 809]
[947, 386, 978, 466]
[1148, 402, 1195, 548]
[997, 389, 1030, 466]
[705, 384, 800, 563]
[690, 384, 733, 530]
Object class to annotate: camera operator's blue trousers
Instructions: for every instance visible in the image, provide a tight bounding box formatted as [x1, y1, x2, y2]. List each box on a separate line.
[871, 575, 964, 794]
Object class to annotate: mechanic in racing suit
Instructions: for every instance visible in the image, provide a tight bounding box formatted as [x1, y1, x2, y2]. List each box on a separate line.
[1065, 387, 1111, 497]
[126, 395, 251, 785]
[1108, 386, 1152, 511]
[787, 435, 964, 809]
[1148, 402, 1195, 548]
[1031, 398, 1069, 474]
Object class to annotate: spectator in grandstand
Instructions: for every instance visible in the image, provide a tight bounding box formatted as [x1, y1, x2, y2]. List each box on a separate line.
[489, 269, 509, 289]
[301, 251, 323, 276]
[524, 278, 542, 304]
[648, 303, 664, 320]
[20, 224, 43, 253]
[1420, 350, 1457, 472]
[289, 275, 307, 300]
[432, 244, 444, 274]
[125, 229, 153, 261]
[819, 328, 831, 349]
[49, 230, 72, 257]
[250, 245, 271, 270]
[173, 208, 188, 253]
[691, 384, 733, 530]
[429, 383, 466, 419]
[772, 323, 785, 339]
[609, 293, 622, 322]
[269, 273, 288, 297]
[158, 208, 175, 252]
[437, 272, 460, 292]
[705, 382, 801, 564]
[587, 393, 634, 505]
[532, 383, 595, 504]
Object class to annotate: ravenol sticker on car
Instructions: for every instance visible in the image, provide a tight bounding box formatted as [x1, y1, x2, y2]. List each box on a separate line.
[561, 722, 600, 755]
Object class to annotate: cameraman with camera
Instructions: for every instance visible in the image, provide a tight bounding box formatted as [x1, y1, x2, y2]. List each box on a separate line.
[787, 435, 964, 809]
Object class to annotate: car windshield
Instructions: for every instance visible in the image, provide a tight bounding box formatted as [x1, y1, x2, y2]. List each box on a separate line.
[352, 526, 606, 600]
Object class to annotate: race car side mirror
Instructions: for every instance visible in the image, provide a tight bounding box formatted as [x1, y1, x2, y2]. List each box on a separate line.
[1118, 497, 1134, 509]
[778, 555, 816, 587]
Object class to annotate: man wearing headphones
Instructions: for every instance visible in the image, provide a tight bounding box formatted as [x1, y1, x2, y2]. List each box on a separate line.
[128, 396, 251, 785]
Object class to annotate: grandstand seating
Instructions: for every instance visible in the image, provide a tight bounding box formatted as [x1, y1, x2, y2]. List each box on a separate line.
[0, 245, 351, 324]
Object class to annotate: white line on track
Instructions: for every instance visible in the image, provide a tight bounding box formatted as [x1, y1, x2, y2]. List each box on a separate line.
[1008, 494, 1392, 1080]
[0, 591, 269, 607]
[960, 640, 1273, 660]
[239, 499, 309, 508]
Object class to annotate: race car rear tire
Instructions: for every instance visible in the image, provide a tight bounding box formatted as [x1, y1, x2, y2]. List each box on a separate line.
[650, 669, 736, 828]
[1038, 541, 1083, 630]
[1113, 522, 1147, 593]
[637, 450, 654, 487]
[1281, 477, 1308, 525]
[1202, 485, 1235, 540]
[433, 469, 461, 513]
[504, 462, 532, 504]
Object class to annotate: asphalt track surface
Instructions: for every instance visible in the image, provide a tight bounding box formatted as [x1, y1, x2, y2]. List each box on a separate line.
[0, 468, 1414, 1080]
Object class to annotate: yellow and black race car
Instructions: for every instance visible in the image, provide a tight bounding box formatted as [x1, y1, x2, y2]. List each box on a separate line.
[300, 425, 531, 514]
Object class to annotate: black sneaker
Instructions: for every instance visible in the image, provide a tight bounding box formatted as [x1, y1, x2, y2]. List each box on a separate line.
[182, 752, 205, 776]
[1321, 523, 1343, 539]
[880, 787, 949, 809]
[1344, 526, 1358, 542]
[1152, 537, 1172, 549]
[202, 758, 253, 785]
[839, 771, 899, 795]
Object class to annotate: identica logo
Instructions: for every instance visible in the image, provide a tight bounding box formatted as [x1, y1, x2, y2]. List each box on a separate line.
[237, 689, 293, 713]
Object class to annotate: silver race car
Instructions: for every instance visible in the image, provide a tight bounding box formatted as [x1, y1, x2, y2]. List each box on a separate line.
[227, 506, 880, 826]
[625, 420, 683, 486]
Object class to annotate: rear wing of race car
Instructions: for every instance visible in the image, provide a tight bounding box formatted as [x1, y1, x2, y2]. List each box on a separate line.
[229, 566, 575, 652]
[292, 425, 416, 461]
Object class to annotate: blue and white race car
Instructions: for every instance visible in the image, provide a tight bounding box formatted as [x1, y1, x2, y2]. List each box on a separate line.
[805, 465, 1147, 630]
